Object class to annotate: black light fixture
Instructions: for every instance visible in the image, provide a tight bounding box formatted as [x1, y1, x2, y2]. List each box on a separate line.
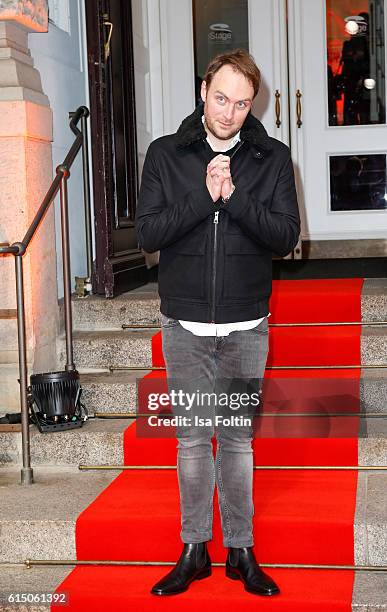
[27, 370, 87, 433]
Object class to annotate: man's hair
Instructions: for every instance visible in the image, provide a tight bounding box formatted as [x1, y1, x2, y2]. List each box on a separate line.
[202, 48, 261, 99]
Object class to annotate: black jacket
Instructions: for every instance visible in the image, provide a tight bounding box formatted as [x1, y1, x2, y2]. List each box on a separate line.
[135, 101, 300, 323]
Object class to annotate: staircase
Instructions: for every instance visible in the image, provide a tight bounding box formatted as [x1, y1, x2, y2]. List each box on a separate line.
[0, 279, 386, 610]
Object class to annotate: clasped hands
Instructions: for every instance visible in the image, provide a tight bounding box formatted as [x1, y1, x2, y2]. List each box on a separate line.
[206, 154, 235, 203]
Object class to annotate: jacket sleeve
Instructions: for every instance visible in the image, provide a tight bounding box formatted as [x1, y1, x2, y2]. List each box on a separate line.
[223, 151, 300, 257]
[135, 143, 216, 253]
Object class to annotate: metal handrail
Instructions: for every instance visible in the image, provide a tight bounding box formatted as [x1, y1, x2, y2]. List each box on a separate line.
[69, 109, 93, 285]
[0, 105, 91, 486]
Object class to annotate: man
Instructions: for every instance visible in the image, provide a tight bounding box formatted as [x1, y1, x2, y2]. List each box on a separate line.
[135, 48, 300, 597]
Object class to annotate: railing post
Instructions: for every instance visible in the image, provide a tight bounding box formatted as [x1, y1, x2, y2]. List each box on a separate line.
[80, 112, 93, 289]
[58, 166, 75, 371]
[15, 252, 33, 485]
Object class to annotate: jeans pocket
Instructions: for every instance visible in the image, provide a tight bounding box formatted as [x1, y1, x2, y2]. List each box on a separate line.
[160, 313, 180, 328]
[250, 316, 269, 334]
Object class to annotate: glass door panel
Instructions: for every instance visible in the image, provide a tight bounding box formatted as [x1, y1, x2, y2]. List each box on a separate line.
[191, 0, 289, 143]
[192, 0, 249, 104]
[326, 0, 386, 126]
[329, 153, 387, 210]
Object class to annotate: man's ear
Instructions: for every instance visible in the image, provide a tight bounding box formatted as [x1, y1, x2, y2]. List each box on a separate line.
[200, 80, 207, 103]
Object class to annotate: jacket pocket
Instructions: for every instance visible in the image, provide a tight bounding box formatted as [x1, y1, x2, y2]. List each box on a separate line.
[222, 234, 271, 301]
[158, 231, 207, 300]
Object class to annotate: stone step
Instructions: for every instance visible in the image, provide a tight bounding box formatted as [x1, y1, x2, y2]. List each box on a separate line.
[67, 283, 160, 331]
[57, 326, 387, 371]
[0, 418, 386, 468]
[361, 326, 387, 365]
[361, 278, 387, 322]
[3, 365, 386, 423]
[0, 418, 127, 468]
[0, 564, 74, 611]
[57, 330, 155, 370]
[6, 363, 385, 419]
[0, 465, 117, 563]
[76, 368, 387, 415]
[0, 464, 385, 567]
[79, 369, 151, 414]
[67, 278, 387, 331]
[0, 566, 385, 611]
[360, 369, 387, 414]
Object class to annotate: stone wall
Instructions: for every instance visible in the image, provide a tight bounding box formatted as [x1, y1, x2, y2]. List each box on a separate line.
[0, 0, 57, 413]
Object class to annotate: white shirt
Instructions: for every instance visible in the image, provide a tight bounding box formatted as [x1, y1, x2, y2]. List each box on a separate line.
[178, 116, 269, 337]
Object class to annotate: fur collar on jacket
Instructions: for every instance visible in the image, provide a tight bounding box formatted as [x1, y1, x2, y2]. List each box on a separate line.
[175, 99, 273, 152]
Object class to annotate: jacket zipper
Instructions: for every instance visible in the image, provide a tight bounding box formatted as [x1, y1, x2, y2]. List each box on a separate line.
[211, 210, 220, 322]
[229, 140, 245, 160]
[205, 139, 245, 323]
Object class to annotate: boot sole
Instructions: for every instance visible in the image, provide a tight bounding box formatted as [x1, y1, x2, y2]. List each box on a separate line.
[151, 566, 212, 596]
[226, 567, 280, 596]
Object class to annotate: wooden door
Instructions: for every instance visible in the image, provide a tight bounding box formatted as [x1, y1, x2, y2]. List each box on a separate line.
[85, 0, 148, 297]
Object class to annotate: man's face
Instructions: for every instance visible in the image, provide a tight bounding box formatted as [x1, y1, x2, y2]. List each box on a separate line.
[201, 64, 254, 141]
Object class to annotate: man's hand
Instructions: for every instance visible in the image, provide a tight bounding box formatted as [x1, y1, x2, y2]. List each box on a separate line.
[220, 175, 235, 202]
[206, 154, 234, 203]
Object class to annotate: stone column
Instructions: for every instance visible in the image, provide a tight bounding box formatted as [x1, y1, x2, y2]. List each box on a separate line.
[0, 1, 57, 413]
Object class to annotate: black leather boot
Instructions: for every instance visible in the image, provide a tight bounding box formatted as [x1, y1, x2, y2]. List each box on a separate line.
[226, 546, 280, 595]
[151, 542, 212, 595]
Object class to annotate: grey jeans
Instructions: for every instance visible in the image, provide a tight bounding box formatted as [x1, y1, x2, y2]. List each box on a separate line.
[160, 313, 269, 548]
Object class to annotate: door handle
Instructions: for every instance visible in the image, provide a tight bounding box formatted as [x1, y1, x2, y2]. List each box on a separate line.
[275, 90, 281, 127]
[296, 89, 302, 127]
[103, 14, 113, 62]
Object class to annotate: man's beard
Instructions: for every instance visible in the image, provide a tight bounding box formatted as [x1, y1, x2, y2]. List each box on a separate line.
[203, 114, 240, 142]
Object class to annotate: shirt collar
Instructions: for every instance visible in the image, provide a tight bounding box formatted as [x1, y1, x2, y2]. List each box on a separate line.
[201, 115, 241, 152]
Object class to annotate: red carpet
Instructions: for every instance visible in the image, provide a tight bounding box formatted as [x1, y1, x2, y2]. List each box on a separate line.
[52, 279, 363, 610]
[53, 566, 355, 611]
